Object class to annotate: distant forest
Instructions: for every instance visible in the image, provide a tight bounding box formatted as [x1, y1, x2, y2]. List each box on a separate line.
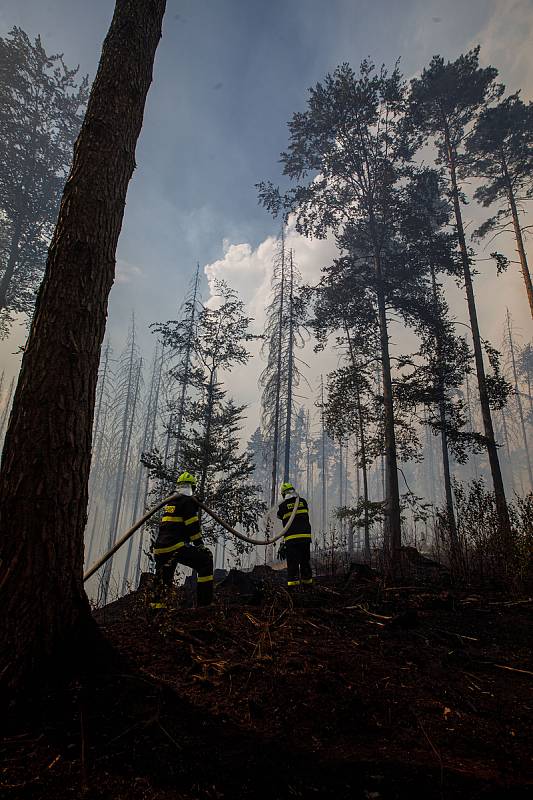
[1, 25, 532, 611]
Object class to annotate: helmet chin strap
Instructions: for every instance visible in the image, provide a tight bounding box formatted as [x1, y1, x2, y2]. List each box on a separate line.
[176, 484, 193, 496]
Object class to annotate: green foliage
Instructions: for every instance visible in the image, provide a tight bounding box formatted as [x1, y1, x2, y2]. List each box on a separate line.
[467, 93, 533, 207]
[0, 27, 88, 334]
[336, 500, 384, 529]
[409, 47, 502, 160]
[146, 281, 265, 552]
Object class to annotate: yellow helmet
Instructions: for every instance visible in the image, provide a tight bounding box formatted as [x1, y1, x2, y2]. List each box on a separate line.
[280, 481, 294, 497]
[177, 471, 197, 487]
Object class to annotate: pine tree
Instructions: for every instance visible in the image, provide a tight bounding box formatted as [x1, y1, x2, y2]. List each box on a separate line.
[145, 281, 265, 554]
[258, 61, 428, 562]
[0, 27, 89, 334]
[465, 94, 533, 318]
[410, 48, 512, 543]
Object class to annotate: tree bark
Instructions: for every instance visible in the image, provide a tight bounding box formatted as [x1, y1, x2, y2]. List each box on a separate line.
[0, 0, 166, 697]
[444, 125, 511, 544]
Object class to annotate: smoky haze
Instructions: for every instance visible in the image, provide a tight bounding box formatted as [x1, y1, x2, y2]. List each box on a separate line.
[0, 0, 532, 590]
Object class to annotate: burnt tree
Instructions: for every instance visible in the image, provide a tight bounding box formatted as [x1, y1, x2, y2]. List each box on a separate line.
[0, 0, 167, 696]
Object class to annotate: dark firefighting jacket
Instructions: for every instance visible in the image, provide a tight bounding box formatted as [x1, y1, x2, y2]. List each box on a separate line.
[153, 494, 203, 556]
[276, 495, 312, 542]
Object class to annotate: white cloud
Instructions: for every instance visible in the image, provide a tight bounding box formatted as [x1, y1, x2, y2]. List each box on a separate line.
[115, 259, 143, 285]
[203, 219, 338, 331]
[201, 223, 340, 440]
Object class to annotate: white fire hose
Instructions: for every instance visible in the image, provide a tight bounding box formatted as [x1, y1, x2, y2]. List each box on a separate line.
[83, 493, 300, 582]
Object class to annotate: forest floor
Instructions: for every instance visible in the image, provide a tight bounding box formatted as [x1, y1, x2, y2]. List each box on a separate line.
[1, 565, 533, 799]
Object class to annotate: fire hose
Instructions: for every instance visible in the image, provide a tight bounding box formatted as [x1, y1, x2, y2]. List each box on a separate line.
[83, 492, 300, 582]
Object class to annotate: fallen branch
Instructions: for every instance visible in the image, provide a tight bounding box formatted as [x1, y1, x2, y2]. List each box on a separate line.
[488, 599, 533, 607]
[494, 664, 533, 677]
[434, 627, 479, 641]
[345, 604, 393, 620]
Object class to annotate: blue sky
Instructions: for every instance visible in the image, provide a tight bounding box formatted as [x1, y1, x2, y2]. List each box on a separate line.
[1, 0, 532, 428]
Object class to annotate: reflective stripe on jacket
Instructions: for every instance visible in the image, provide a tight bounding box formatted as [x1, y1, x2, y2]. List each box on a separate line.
[277, 496, 312, 541]
[153, 494, 202, 555]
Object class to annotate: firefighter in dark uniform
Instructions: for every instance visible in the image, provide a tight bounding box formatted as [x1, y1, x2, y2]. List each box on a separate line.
[151, 471, 213, 608]
[277, 481, 313, 589]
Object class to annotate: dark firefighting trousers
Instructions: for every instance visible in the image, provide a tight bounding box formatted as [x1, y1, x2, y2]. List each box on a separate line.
[154, 544, 214, 606]
[286, 538, 313, 588]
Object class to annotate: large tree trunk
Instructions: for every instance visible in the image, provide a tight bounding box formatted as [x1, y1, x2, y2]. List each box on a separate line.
[444, 127, 511, 544]
[0, 0, 166, 697]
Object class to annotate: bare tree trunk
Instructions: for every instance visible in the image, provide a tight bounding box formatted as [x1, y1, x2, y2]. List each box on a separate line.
[173, 264, 200, 470]
[445, 126, 510, 542]
[0, 216, 23, 311]
[283, 250, 294, 482]
[321, 376, 327, 534]
[92, 340, 113, 458]
[464, 371, 479, 480]
[0, 0, 166, 696]
[122, 348, 161, 592]
[501, 151, 533, 320]
[499, 407, 516, 494]
[506, 310, 533, 487]
[100, 351, 142, 604]
[135, 345, 164, 584]
[86, 339, 114, 542]
[270, 228, 285, 506]
[344, 322, 371, 560]
[372, 244, 401, 559]
[352, 430, 360, 555]
[199, 370, 216, 501]
[430, 267, 459, 559]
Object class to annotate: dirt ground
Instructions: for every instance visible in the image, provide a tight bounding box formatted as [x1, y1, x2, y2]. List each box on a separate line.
[2, 567, 532, 799]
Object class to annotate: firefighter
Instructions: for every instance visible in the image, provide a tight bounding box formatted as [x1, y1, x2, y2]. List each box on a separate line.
[151, 471, 213, 608]
[277, 481, 313, 590]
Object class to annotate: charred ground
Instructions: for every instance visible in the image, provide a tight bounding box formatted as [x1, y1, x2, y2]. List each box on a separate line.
[2, 566, 532, 799]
